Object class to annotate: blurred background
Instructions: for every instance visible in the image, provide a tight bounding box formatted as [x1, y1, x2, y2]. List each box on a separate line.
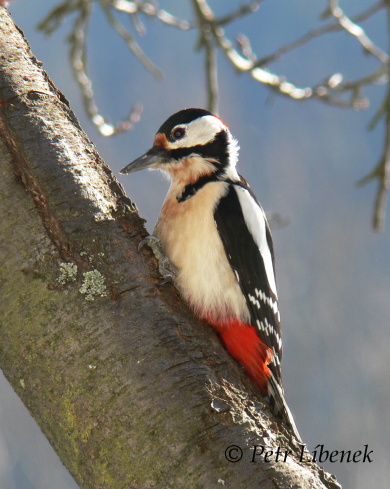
[2, 1, 389, 488]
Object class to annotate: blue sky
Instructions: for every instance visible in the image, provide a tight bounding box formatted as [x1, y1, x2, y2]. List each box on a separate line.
[2, 1, 390, 488]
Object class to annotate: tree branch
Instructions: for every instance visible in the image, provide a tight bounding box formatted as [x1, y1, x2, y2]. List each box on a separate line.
[327, 0, 388, 63]
[358, 2, 390, 230]
[101, 2, 163, 78]
[0, 8, 341, 489]
[192, 0, 386, 109]
[254, 1, 386, 66]
[39, 0, 143, 136]
[110, 0, 191, 30]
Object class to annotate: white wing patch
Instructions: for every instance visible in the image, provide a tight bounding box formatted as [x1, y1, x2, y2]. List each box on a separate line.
[235, 187, 278, 296]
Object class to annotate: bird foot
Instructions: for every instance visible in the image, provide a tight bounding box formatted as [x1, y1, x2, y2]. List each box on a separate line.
[138, 235, 178, 284]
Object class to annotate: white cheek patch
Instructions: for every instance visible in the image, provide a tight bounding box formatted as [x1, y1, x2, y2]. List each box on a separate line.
[170, 116, 227, 149]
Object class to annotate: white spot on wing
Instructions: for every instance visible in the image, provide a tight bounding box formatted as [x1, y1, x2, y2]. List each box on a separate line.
[248, 294, 261, 310]
[264, 318, 274, 337]
[255, 288, 279, 316]
[256, 319, 266, 332]
[272, 351, 281, 366]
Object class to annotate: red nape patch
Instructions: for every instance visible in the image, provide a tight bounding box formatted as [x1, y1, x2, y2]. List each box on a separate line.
[213, 114, 229, 128]
[208, 318, 272, 394]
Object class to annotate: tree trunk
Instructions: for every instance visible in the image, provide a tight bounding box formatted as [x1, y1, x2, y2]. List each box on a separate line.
[0, 8, 341, 489]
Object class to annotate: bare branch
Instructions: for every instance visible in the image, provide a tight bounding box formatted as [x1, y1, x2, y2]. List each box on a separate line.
[110, 0, 191, 30]
[101, 2, 163, 78]
[215, 0, 262, 26]
[129, 10, 147, 36]
[254, 1, 386, 67]
[327, 0, 389, 63]
[37, 0, 84, 35]
[373, 152, 390, 231]
[193, 0, 387, 110]
[236, 33, 257, 62]
[357, 142, 390, 232]
[189, 0, 390, 228]
[310, 66, 389, 109]
[38, 0, 194, 135]
[68, 0, 143, 136]
[357, 3, 390, 231]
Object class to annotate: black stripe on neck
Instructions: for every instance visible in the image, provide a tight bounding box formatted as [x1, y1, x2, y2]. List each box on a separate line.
[176, 172, 249, 204]
[177, 171, 223, 203]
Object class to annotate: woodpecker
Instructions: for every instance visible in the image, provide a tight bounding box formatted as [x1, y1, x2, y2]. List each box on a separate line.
[120, 108, 300, 440]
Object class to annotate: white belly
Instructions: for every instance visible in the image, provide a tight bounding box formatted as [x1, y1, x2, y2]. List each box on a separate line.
[154, 181, 250, 324]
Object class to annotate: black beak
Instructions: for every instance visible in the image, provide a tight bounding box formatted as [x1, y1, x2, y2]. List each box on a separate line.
[120, 146, 169, 174]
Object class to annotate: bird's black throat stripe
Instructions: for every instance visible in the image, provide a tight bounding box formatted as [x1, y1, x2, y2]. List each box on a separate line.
[177, 172, 252, 204]
[177, 172, 222, 202]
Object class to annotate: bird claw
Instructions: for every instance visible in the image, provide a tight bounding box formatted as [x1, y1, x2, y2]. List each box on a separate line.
[138, 235, 178, 283]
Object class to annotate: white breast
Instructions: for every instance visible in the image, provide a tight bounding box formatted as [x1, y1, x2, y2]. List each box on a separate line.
[154, 181, 250, 325]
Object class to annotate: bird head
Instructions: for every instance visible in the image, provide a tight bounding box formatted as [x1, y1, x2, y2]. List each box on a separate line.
[120, 108, 239, 182]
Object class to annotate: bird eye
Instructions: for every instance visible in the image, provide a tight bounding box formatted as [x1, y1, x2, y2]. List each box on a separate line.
[171, 127, 186, 141]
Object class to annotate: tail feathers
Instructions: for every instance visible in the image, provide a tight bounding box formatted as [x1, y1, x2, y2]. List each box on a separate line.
[267, 373, 302, 442]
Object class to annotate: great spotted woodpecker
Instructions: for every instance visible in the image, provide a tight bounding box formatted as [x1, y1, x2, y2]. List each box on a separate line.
[120, 108, 300, 440]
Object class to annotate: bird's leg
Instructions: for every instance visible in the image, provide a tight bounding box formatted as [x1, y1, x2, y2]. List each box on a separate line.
[138, 235, 178, 284]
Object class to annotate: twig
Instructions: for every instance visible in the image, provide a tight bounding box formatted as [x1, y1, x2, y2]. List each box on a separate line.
[373, 152, 390, 231]
[254, 1, 386, 67]
[328, 0, 389, 64]
[359, 2, 390, 231]
[110, 0, 191, 30]
[193, 0, 387, 108]
[129, 10, 147, 36]
[69, 0, 142, 136]
[101, 2, 163, 78]
[37, 0, 84, 35]
[215, 1, 262, 26]
[236, 34, 257, 63]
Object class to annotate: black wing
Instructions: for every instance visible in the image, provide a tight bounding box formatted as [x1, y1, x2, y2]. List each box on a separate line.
[214, 179, 283, 383]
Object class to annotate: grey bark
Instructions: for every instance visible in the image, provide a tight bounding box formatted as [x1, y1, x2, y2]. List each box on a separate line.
[0, 8, 341, 489]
